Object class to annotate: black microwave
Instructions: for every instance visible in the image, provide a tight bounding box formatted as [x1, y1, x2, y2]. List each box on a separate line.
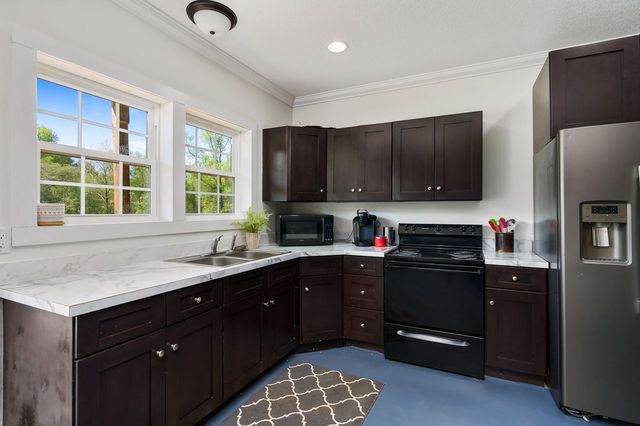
[276, 214, 334, 246]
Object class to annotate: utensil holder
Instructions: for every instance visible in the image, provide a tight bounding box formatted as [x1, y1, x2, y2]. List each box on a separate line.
[495, 232, 514, 253]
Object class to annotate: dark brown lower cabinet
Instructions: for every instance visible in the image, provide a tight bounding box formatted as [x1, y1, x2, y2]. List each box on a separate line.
[223, 292, 265, 399]
[166, 308, 223, 426]
[76, 329, 167, 426]
[263, 279, 299, 366]
[300, 274, 343, 344]
[485, 288, 547, 382]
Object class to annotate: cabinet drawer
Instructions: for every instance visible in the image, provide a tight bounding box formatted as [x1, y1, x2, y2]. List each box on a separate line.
[486, 266, 547, 293]
[75, 295, 166, 359]
[224, 269, 265, 303]
[343, 256, 383, 276]
[299, 256, 342, 277]
[166, 280, 222, 325]
[343, 274, 383, 310]
[267, 260, 298, 288]
[344, 307, 383, 345]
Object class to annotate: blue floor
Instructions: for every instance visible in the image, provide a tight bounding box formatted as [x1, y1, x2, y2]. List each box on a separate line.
[205, 346, 617, 425]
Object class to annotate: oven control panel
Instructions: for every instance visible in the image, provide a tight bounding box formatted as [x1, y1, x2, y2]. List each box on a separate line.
[399, 224, 481, 236]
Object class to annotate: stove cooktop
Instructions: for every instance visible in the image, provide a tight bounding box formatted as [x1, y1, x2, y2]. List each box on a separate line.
[385, 246, 484, 265]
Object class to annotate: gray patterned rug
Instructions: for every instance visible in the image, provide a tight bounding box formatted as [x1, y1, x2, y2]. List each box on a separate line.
[221, 363, 384, 426]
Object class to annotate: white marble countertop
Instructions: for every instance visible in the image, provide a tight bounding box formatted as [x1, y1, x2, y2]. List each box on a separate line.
[483, 250, 549, 269]
[0, 243, 395, 317]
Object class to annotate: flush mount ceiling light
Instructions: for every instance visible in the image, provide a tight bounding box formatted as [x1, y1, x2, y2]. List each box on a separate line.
[327, 41, 348, 53]
[186, 0, 238, 37]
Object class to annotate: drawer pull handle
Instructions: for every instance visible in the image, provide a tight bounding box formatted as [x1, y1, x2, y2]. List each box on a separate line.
[396, 330, 470, 347]
[489, 300, 495, 306]
[154, 349, 165, 358]
[320, 188, 324, 193]
[269, 299, 275, 305]
[512, 276, 518, 282]
[360, 290, 365, 295]
[436, 186, 442, 191]
[263, 301, 270, 307]
[351, 188, 355, 192]
[360, 323, 366, 328]
[427, 186, 432, 191]
[359, 264, 365, 269]
[193, 296, 203, 304]
[169, 343, 179, 352]
[304, 287, 310, 292]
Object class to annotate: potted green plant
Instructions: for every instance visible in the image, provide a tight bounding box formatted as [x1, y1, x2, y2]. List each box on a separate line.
[232, 207, 271, 249]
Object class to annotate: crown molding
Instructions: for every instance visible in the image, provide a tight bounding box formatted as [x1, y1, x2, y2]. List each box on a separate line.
[293, 51, 548, 107]
[110, 0, 295, 107]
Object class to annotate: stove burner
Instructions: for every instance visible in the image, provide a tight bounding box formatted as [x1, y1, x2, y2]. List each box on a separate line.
[450, 250, 478, 260]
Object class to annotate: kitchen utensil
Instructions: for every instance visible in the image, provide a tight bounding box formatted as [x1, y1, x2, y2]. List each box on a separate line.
[507, 219, 516, 233]
[488, 220, 499, 233]
[499, 217, 508, 232]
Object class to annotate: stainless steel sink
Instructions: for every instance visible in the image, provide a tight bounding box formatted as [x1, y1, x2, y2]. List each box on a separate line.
[225, 250, 289, 260]
[167, 254, 248, 267]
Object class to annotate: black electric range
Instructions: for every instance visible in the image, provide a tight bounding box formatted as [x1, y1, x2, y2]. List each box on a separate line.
[384, 223, 486, 378]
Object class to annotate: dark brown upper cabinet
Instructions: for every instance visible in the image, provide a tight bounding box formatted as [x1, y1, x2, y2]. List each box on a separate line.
[434, 112, 483, 201]
[392, 112, 482, 201]
[327, 123, 392, 201]
[533, 34, 640, 153]
[392, 118, 436, 201]
[263, 126, 327, 202]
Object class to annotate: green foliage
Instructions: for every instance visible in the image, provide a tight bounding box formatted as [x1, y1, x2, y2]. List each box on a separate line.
[38, 125, 59, 143]
[233, 207, 271, 233]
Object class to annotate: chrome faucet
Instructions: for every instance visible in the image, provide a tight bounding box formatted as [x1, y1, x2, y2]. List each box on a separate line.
[230, 234, 237, 251]
[210, 235, 223, 255]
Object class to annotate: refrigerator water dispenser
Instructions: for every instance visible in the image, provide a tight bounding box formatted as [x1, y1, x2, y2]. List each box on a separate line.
[580, 202, 629, 263]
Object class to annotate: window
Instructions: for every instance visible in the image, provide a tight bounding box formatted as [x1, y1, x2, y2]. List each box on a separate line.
[185, 119, 235, 215]
[37, 76, 155, 216]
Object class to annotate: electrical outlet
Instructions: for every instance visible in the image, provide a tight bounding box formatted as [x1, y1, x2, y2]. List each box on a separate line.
[0, 227, 11, 254]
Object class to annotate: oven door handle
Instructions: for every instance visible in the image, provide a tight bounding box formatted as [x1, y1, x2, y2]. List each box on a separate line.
[385, 264, 482, 275]
[396, 330, 471, 347]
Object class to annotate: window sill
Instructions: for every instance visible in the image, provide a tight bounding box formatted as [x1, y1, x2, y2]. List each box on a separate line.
[11, 219, 243, 247]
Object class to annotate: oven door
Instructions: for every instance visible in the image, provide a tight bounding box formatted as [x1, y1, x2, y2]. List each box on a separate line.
[384, 260, 484, 336]
[277, 216, 326, 246]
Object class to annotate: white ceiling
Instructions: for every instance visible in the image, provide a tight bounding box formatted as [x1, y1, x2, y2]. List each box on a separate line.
[142, 0, 639, 98]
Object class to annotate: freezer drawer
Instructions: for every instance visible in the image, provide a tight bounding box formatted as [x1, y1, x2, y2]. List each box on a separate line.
[384, 322, 484, 379]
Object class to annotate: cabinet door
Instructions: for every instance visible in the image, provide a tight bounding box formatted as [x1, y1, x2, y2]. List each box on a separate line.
[76, 330, 166, 426]
[434, 112, 482, 200]
[166, 308, 223, 426]
[300, 275, 343, 344]
[486, 288, 547, 377]
[392, 118, 435, 200]
[327, 127, 359, 201]
[289, 127, 327, 201]
[223, 294, 265, 399]
[263, 279, 298, 368]
[357, 123, 392, 201]
[550, 35, 640, 138]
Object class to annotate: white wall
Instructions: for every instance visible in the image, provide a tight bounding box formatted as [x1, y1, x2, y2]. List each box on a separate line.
[290, 65, 542, 241]
[0, 0, 292, 268]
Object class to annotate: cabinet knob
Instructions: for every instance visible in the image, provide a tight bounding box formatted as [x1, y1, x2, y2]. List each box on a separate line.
[154, 349, 165, 358]
[320, 188, 324, 193]
[436, 186, 442, 191]
[359, 263, 365, 269]
[351, 188, 355, 192]
[263, 301, 270, 307]
[512, 276, 518, 282]
[360, 323, 366, 328]
[358, 188, 363, 192]
[489, 300, 495, 306]
[193, 296, 203, 304]
[269, 299, 275, 305]
[360, 290, 365, 295]
[169, 343, 179, 352]
[427, 186, 432, 191]
[304, 287, 310, 292]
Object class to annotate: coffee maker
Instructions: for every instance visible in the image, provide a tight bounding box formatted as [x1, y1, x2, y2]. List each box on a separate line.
[352, 209, 380, 247]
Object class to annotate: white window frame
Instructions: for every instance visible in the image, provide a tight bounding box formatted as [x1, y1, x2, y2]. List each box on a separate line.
[37, 64, 160, 223]
[185, 113, 239, 216]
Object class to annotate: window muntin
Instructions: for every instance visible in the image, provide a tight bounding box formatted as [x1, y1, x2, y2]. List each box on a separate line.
[184, 121, 235, 215]
[36, 77, 154, 216]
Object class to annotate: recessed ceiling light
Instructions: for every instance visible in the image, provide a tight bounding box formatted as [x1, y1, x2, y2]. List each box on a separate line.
[327, 41, 348, 53]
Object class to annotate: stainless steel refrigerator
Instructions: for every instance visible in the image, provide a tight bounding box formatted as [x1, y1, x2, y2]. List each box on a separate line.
[534, 121, 640, 424]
